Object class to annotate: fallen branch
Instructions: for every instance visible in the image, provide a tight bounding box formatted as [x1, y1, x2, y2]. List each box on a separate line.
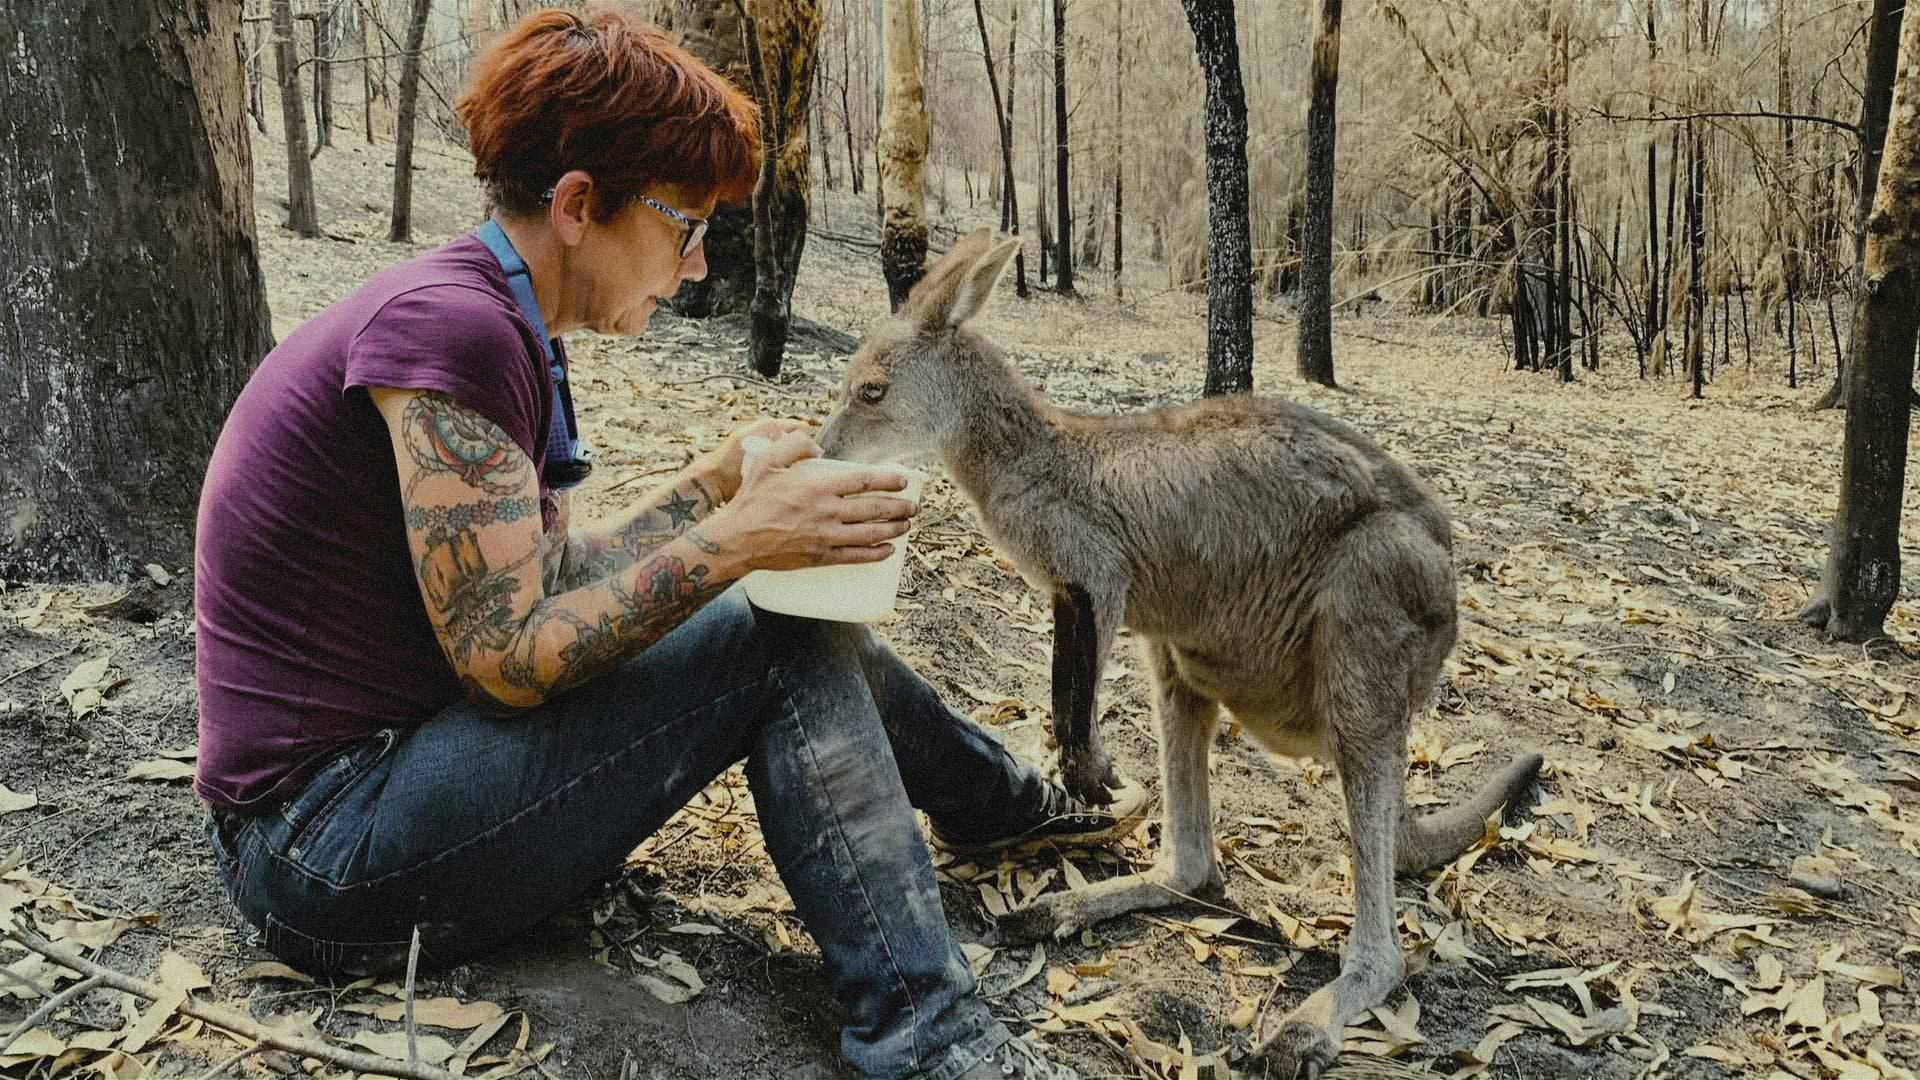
[0, 644, 81, 687]
[1, 973, 104, 1054]
[404, 925, 422, 1068]
[1, 920, 464, 1080]
[0, 959, 56, 1000]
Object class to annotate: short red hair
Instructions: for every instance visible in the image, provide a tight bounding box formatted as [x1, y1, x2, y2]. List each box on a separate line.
[456, 5, 761, 221]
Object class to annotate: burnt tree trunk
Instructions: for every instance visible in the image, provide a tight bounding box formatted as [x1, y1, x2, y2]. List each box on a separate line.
[362, 0, 379, 143]
[1298, 0, 1342, 388]
[1644, 0, 1659, 348]
[1555, 4, 1573, 383]
[1036, 103, 1050, 284]
[311, 6, 334, 152]
[1802, 7, 1920, 642]
[1181, 0, 1255, 396]
[273, 0, 319, 236]
[663, 2, 762, 317]
[1817, 0, 1906, 410]
[1112, 15, 1124, 299]
[1050, 0, 1074, 295]
[814, 57, 833, 191]
[1774, 0, 1789, 386]
[973, 0, 1027, 297]
[736, 0, 822, 376]
[839, 10, 863, 196]
[1686, 119, 1706, 398]
[387, 0, 432, 243]
[879, 0, 930, 309]
[249, 19, 267, 134]
[0, 0, 273, 580]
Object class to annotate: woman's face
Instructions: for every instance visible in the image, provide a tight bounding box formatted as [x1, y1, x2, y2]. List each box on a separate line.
[564, 181, 716, 336]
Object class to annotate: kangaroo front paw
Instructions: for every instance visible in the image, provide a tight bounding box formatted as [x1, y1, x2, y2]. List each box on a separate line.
[1059, 748, 1117, 806]
[1236, 1021, 1338, 1080]
[996, 893, 1086, 945]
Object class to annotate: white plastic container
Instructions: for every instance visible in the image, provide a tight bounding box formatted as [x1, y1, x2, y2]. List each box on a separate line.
[739, 453, 927, 623]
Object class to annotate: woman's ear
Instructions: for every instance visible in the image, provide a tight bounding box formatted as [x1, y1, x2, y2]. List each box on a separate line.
[547, 169, 595, 245]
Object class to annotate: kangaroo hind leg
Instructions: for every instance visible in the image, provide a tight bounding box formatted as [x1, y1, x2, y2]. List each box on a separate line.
[999, 638, 1222, 943]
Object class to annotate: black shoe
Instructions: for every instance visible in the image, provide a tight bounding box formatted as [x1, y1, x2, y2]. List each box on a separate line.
[930, 775, 1152, 857]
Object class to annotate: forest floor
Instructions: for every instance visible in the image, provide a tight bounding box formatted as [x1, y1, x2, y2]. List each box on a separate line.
[4, 121, 1919, 1080]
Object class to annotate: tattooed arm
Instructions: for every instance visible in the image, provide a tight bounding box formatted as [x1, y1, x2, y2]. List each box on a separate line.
[541, 418, 814, 593]
[369, 391, 912, 711]
[370, 387, 748, 711]
[541, 476, 722, 594]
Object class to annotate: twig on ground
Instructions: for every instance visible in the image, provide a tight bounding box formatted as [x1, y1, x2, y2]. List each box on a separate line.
[0, 962, 55, 1001]
[0, 645, 81, 687]
[404, 924, 422, 1066]
[1, 973, 104, 1054]
[40, 810, 137, 878]
[191, 1037, 265, 1080]
[1, 920, 466, 1080]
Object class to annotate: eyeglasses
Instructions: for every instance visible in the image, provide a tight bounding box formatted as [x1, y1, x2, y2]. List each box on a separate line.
[636, 195, 709, 259]
[540, 188, 709, 259]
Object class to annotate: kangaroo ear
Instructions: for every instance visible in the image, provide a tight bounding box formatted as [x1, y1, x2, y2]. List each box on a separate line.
[941, 238, 1021, 329]
[903, 229, 1016, 331]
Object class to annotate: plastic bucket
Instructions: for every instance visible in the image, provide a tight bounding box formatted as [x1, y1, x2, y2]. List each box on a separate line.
[739, 456, 927, 623]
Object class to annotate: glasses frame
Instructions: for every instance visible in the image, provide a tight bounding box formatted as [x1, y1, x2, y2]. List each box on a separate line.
[539, 188, 709, 259]
[635, 195, 708, 259]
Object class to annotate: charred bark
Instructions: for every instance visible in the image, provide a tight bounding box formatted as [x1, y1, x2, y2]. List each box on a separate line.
[0, 0, 273, 579]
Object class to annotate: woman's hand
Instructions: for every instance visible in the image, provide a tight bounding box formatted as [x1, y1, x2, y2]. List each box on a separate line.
[695, 418, 816, 502]
[700, 429, 916, 571]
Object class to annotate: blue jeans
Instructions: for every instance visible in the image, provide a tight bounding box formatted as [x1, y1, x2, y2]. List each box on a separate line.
[207, 587, 1052, 1080]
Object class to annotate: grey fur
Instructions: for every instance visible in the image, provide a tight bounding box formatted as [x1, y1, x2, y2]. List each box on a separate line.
[819, 229, 1544, 1079]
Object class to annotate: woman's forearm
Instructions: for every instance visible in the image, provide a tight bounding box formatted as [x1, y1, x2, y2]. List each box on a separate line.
[546, 466, 725, 592]
[475, 526, 744, 709]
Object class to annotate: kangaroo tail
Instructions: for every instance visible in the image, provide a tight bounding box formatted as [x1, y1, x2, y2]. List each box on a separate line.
[1396, 752, 1545, 875]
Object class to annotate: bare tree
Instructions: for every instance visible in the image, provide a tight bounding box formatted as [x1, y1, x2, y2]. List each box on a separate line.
[248, 16, 268, 134]
[1, 0, 273, 578]
[735, 0, 824, 375]
[1112, 12, 1124, 300]
[387, 0, 433, 242]
[879, 0, 930, 308]
[1801, 6, 1920, 642]
[310, 3, 335, 153]
[1050, 0, 1074, 294]
[273, 0, 320, 236]
[1816, 0, 1907, 410]
[659, 2, 757, 316]
[1554, 0, 1573, 383]
[1181, 0, 1255, 396]
[1297, 0, 1341, 388]
[362, 0, 379, 142]
[972, 0, 1027, 297]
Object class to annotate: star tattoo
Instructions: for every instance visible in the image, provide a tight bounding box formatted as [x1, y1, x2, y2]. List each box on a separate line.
[660, 488, 701, 527]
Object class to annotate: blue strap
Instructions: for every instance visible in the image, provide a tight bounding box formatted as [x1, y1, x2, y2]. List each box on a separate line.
[476, 219, 587, 487]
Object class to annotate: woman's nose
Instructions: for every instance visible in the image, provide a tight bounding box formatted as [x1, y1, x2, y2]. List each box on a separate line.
[678, 242, 708, 284]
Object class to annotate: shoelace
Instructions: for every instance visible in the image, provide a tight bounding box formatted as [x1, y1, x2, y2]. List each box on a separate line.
[1034, 782, 1109, 828]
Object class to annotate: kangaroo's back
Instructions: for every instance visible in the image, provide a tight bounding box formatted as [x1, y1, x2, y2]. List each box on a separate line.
[1034, 395, 1454, 647]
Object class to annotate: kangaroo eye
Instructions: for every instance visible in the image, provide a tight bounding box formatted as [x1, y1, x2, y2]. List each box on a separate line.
[858, 382, 888, 405]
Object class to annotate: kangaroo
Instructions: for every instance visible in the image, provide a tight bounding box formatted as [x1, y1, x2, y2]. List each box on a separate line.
[816, 229, 1543, 1079]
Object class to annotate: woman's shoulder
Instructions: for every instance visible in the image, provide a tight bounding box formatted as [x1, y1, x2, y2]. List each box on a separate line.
[359, 233, 518, 321]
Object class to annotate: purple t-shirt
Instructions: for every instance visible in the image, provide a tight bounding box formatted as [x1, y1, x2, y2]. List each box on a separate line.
[194, 232, 553, 810]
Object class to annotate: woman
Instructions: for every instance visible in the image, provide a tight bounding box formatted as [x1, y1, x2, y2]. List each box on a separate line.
[193, 8, 1142, 1080]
